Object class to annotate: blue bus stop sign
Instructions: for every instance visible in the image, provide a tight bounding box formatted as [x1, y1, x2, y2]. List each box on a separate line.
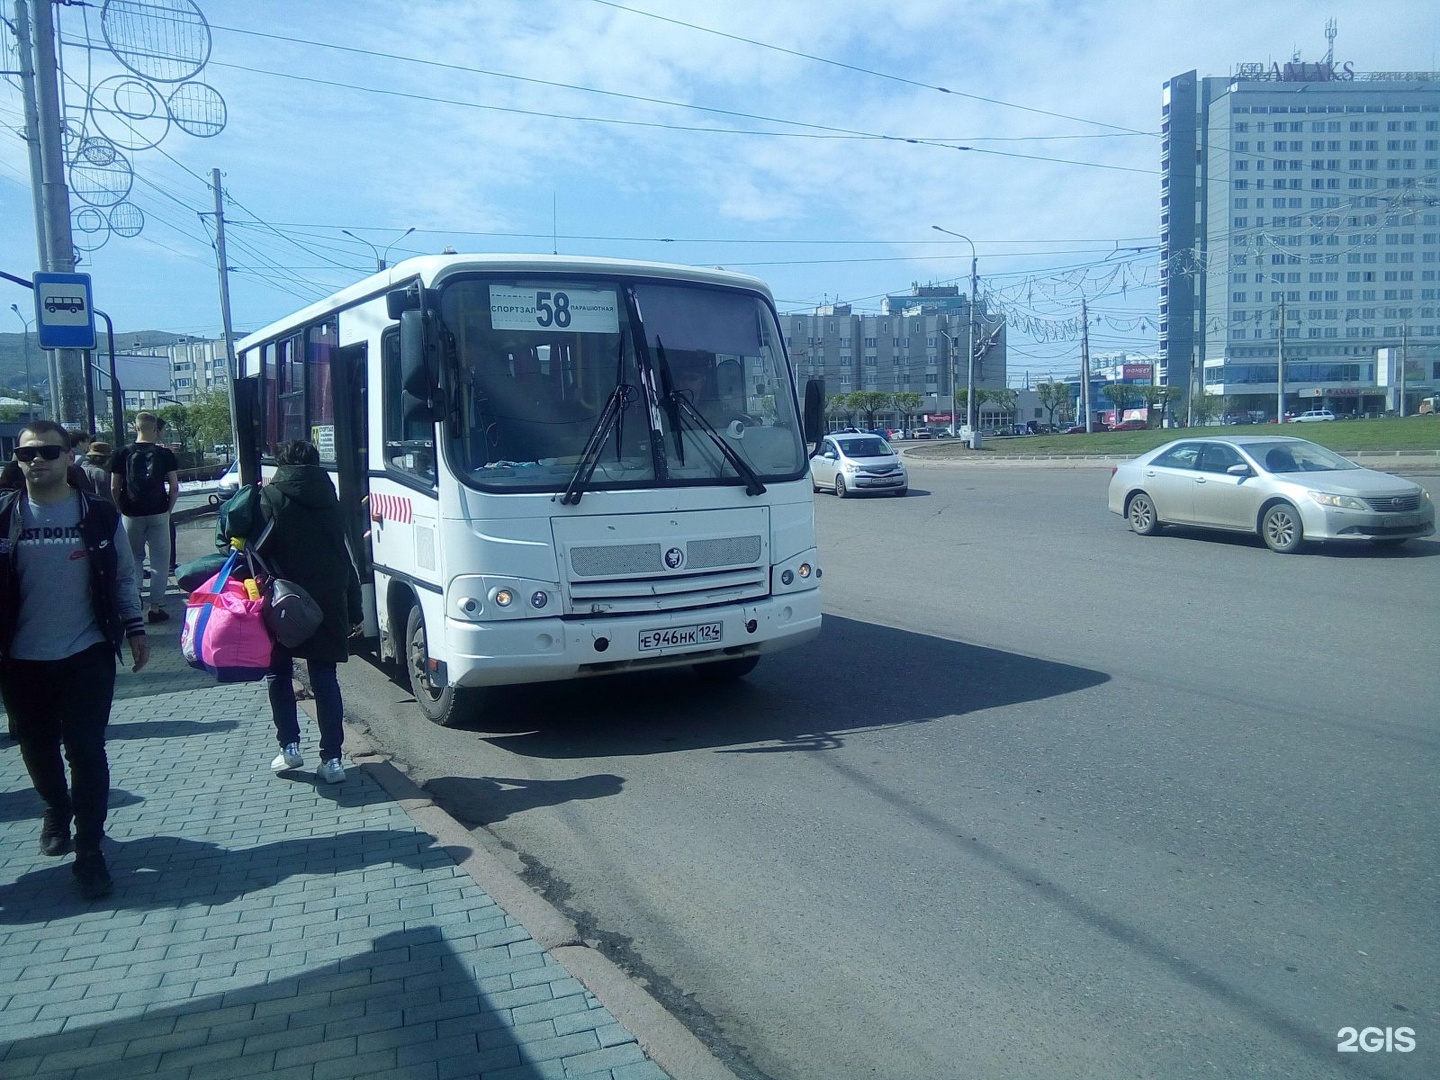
[33, 272, 97, 350]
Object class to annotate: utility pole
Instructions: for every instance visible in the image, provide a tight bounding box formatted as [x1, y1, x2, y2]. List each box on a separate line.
[26, 0, 84, 423]
[1397, 323, 1408, 417]
[13, 1, 48, 268]
[212, 169, 241, 447]
[1275, 297, 1286, 424]
[1080, 297, 1092, 432]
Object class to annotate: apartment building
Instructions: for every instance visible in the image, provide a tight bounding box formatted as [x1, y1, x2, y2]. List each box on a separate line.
[1161, 56, 1440, 418]
[779, 286, 1008, 430]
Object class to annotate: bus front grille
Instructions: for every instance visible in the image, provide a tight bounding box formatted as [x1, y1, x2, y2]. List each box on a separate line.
[561, 523, 769, 616]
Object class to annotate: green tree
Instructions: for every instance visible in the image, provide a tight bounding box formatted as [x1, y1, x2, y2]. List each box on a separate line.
[1036, 381, 1070, 429]
[156, 403, 195, 453]
[826, 393, 855, 428]
[988, 388, 1018, 423]
[892, 392, 922, 432]
[1137, 385, 1182, 428]
[846, 391, 892, 431]
[1100, 383, 1134, 422]
[187, 389, 234, 453]
[1191, 392, 1223, 426]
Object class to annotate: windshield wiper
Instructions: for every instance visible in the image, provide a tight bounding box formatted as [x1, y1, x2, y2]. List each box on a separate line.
[558, 383, 638, 505]
[653, 339, 685, 465]
[670, 392, 766, 497]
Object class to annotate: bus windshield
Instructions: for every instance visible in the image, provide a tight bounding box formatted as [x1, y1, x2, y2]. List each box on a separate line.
[438, 275, 806, 492]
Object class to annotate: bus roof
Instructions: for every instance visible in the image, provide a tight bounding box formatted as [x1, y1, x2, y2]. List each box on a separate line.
[237, 253, 777, 351]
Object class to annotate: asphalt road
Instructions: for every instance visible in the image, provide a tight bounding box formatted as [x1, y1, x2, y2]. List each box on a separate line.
[299, 464, 1439, 1080]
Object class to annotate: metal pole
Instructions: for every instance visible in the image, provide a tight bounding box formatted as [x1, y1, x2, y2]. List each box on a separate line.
[342, 226, 414, 273]
[1398, 324, 1408, 417]
[341, 229, 380, 270]
[29, 0, 84, 423]
[930, 227, 980, 447]
[93, 308, 124, 442]
[381, 226, 415, 270]
[212, 168, 240, 449]
[13, 1, 49, 268]
[967, 250, 979, 449]
[1080, 298, 1092, 432]
[1276, 297, 1286, 423]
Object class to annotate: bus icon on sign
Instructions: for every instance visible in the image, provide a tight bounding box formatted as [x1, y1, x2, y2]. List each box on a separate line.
[44, 295, 86, 314]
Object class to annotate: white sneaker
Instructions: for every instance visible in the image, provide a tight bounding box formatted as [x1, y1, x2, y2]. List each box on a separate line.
[271, 743, 303, 771]
[317, 758, 346, 784]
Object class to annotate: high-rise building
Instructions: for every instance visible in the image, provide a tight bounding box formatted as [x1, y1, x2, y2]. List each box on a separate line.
[779, 287, 1007, 431]
[1161, 55, 1439, 419]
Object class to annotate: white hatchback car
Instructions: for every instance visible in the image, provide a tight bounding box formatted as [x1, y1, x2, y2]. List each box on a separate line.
[810, 433, 907, 498]
[1290, 409, 1336, 422]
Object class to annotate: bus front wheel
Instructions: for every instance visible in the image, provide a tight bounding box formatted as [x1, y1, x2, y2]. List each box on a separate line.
[406, 605, 486, 727]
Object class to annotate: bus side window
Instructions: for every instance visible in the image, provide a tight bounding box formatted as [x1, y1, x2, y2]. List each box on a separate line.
[382, 331, 437, 485]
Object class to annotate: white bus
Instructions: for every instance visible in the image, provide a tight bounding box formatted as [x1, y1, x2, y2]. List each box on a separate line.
[235, 254, 825, 725]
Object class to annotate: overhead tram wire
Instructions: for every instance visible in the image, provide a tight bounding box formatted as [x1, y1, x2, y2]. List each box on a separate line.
[201, 56, 1154, 173]
[206, 21, 1156, 149]
[584, 0, 1158, 139]
[260, 223, 1163, 252]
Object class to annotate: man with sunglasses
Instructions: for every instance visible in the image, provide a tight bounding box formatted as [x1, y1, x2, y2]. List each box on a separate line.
[0, 420, 149, 900]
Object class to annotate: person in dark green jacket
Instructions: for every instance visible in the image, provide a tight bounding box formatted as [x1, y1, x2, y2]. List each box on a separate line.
[259, 440, 363, 784]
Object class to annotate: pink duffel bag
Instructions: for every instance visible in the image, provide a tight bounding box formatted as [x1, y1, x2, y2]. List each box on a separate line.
[180, 548, 273, 682]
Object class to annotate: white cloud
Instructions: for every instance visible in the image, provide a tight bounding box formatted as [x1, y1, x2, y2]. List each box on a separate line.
[1, 0, 1435, 374]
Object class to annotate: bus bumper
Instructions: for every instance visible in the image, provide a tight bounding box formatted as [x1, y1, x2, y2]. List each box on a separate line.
[442, 589, 822, 688]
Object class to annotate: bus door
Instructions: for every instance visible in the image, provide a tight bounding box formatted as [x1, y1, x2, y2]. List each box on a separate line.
[331, 342, 375, 634]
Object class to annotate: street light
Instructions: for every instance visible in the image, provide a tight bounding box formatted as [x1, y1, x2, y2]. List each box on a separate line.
[932, 226, 980, 448]
[9, 303, 35, 420]
[341, 226, 416, 271]
[937, 330, 961, 436]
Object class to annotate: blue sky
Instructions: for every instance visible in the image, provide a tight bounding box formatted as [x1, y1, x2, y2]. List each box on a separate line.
[2, 0, 1437, 381]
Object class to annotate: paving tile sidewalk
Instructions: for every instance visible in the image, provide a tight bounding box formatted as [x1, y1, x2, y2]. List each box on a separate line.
[0, 569, 675, 1080]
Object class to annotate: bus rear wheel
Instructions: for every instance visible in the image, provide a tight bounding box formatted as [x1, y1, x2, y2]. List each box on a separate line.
[406, 605, 486, 727]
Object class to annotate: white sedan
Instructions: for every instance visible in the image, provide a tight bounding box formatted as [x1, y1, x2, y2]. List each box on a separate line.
[810, 433, 907, 498]
[1107, 435, 1434, 552]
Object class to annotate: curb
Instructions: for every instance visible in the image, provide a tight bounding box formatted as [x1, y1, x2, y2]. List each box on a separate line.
[899, 447, 1440, 470]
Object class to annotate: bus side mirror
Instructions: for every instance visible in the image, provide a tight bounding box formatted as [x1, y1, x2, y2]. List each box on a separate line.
[399, 309, 435, 399]
[803, 378, 825, 450]
[402, 391, 432, 425]
[386, 285, 420, 320]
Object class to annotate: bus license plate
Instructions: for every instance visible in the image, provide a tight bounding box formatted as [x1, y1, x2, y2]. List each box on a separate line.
[639, 622, 722, 650]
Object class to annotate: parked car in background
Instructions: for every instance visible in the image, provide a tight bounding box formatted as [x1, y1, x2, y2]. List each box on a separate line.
[1112, 419, 1148, 431]
[1290, 409, 1337, 423]
[909, 428, 933, 440]
[207, 459, 241, 507]
[1107, 435, 1434, 553]
[1065, 421, 1111, 434]
[810, 433, 907, 498]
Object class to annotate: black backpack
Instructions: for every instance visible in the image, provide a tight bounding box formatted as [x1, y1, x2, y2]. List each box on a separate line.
[124, 444, 166, 509]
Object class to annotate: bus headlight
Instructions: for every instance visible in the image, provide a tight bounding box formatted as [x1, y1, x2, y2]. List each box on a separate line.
[448, 576, 559, 621]
[772, 549, 820, 595]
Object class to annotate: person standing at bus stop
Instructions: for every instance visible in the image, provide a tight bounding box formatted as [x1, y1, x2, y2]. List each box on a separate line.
[108, 412, 180, 624]
[0, 420, 149, 900]
[259, 440, 363, 784]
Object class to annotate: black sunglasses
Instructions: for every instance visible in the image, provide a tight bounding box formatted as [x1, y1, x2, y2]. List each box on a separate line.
[13, 445, 66, 463]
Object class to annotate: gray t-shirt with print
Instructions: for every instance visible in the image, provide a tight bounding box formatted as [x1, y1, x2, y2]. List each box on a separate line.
[11, 494, 140, 661]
